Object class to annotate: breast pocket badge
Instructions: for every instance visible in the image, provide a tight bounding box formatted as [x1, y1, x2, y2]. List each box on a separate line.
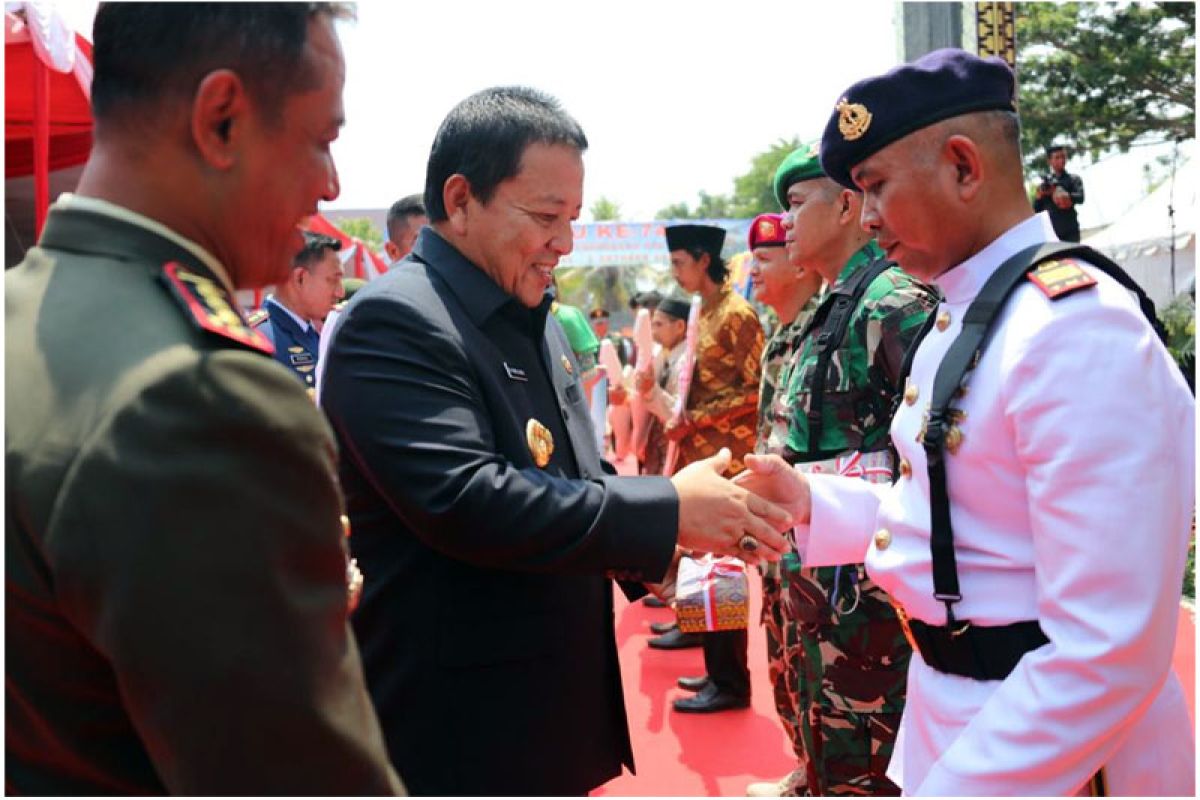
[526, 418, 554, 468]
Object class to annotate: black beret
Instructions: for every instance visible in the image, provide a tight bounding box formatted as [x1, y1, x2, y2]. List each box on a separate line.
[664, 224, 726, 255]
[657, 297, 691, 322]
[819, 48, 1016, 190]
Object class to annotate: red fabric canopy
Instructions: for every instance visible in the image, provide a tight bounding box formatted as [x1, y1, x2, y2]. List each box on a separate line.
[5, 11, 93, 178]
[301, 213, 389, 280]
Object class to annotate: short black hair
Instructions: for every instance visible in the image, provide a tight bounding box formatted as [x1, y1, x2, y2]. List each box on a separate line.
[91, 3, 352, 127]
[385, 193, 427, 241]
[294, 231, 341, 271]
[423, 86, 588, 223]
[630, 290, 663, 311]
[676, 245, 727, 284]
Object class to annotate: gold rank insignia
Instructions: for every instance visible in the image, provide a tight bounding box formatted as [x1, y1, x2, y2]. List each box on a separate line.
[1027, 259, 1097, 300]
[836, 97, 873, 141]
[160, 263, 273, 354]
[526, 418, 554, 468]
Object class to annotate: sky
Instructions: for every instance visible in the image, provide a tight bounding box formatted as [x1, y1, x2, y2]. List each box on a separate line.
[328, 0, 902, 221]
[42, 0, 1190, 230]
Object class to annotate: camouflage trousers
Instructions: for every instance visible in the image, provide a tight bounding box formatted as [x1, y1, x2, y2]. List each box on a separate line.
[762, 558, 910, 796]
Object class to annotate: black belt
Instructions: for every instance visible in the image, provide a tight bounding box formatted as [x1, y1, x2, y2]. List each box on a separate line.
[893, 604, 1049, 681]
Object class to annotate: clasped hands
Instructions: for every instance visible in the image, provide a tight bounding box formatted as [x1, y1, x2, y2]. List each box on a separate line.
[646, 450, 813, 600]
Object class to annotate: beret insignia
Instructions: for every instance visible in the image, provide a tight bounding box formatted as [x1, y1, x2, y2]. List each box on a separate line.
[837, 98, 872, 141]
[1027, 259, 1097, 300]
[758, 219, 777, 239]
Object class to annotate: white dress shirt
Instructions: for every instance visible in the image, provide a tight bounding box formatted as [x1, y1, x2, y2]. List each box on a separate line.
[795, 213, 1195, 795]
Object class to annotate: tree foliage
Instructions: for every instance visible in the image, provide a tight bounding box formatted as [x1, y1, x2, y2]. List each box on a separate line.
[657, 137, 801, 220]
[334, 217, 383, 249]
[1016, 2, 1194, 169]
[654, 190, 734, 220]
[730, 137, 801, 217]
[590, 196, 622, 221]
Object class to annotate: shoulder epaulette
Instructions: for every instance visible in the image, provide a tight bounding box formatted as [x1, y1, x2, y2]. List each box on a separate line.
[160, 262, 274, 354]
[1027, 258, 1097, 300]
[246, 307, 270, 327]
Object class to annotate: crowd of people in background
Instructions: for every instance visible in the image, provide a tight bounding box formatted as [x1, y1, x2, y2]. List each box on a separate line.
[6, 3, 1193, 798]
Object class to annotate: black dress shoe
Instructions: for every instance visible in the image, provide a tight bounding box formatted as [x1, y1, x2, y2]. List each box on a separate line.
[673, 682, 750, 713]
[647, 628, 703, 650]
[643, 595, 668, 608]
[649, 620, 678, 635]
[676, 675, 710, 692]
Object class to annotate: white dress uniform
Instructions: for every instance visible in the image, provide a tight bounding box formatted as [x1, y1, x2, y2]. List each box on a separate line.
[794, 213, 1195, 795]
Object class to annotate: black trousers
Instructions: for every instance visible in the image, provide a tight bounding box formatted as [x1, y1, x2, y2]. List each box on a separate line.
[703, 628, 750, 697]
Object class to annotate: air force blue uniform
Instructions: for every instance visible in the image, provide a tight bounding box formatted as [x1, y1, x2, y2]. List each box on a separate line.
[252, 298, 321, 389]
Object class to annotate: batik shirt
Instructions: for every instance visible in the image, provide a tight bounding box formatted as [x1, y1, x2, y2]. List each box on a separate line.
[676, 284, 764, 476]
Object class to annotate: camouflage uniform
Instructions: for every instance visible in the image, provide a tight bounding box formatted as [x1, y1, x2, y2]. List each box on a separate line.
[766, 241, 936, 796]
[756, 302, 820, 792]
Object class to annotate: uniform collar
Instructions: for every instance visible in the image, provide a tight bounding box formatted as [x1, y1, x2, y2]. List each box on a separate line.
[412, 226, 551, 330]
[935, 212, 1059, 304]
[832, 239, 885, 289]
[265, 296, 313, 334]
[50, 193, 237, 297]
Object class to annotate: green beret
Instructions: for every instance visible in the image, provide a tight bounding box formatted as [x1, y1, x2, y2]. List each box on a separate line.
[773, 141, 825, 209]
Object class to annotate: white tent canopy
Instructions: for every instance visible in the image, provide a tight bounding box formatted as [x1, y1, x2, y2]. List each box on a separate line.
[1084, 157, 1195, 306]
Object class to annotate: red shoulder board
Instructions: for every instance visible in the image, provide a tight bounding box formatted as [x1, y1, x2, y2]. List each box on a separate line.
[161, 262, 274, 354]
[1027, 259, 1097, 300]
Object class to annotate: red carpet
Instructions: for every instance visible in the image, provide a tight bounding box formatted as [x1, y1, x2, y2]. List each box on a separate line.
[595, 582, 1197, 797]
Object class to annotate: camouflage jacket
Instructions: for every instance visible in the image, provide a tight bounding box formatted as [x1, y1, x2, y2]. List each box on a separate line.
[773, 241, 936, 462]
[755, 297, 821, 454]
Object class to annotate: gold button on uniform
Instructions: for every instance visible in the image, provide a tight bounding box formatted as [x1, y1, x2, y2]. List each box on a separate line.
[936, 310, 951, 331]
[874, 528, 892, 550]
[899, 459, 912, 478]
[904, 381, 919, 405]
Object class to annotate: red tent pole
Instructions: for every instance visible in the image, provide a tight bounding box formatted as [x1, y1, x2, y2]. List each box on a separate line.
[32, 55, 51, 238]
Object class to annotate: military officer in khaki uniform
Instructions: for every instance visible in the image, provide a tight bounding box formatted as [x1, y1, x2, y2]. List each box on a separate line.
[6, 4, 402, 794]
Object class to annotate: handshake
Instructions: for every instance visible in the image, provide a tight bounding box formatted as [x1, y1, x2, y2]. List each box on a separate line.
[665, 448, 813, 565]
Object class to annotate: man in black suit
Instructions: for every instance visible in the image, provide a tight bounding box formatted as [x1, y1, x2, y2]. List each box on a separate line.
[320, 86, 791, 796]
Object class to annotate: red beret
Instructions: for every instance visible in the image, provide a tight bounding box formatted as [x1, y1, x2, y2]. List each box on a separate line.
[748, 213, 786, 249]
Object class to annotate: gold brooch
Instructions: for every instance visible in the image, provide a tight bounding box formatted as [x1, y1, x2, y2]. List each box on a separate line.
[836, 97, 872, 141]
[526, 418, 554, 468]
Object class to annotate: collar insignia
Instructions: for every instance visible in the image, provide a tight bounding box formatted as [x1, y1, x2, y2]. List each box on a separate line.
[160, 262, 273, 354]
